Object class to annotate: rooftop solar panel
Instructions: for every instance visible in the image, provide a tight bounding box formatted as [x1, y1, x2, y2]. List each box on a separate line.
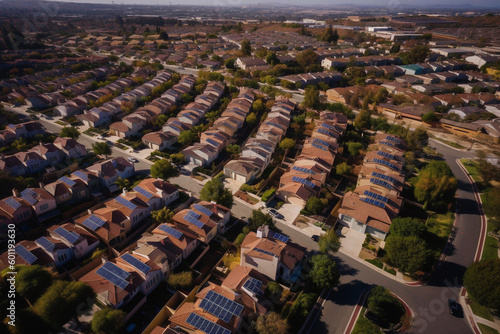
[377, 151, 395, 160]
[291, 176, 316, 189]
[269, 230, 289, 243]
[186, 313, 231, 334]
[96, 262, 129, 290]
[133, 186, 154, 200]
[158, 224, 183, 239]
[206, 138, 220, 147]
[15, 244, 38, 264]
[115, 196, 138, 210]
[184, 215, 205, 229]
[363, 190, 389, 203]
[204, 290, 244, 316]
[35, 237, 55, 252]
[292, 166, 316, 175]
[194, 204, 213, 217]
[59, 176, 76, 187]
[361, 197, 386, 209]
[54, 226, 80, 244]
[21, 188, 37, 205]
[72, 170, 88, 181]
[371, 172, 396, 184]
[311, 142, 328, 151]
[82, 214, 107, 231]
[243, 277, 263, 296]
[313, 138, 331, 147]
[5, 198, 21, 210]
[370, 178, 394, 191]
[121, 253, 151, 275]
[372, 158, 400, 171]
[255, 247, 277, 257]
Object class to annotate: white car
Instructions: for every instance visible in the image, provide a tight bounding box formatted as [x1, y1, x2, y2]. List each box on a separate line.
[127, 157, 138, 163]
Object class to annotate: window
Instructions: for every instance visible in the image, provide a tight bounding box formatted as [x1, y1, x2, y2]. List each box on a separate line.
[40, 203, 48, 211]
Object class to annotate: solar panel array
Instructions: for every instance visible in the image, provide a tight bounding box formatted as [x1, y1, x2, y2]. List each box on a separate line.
[377, 151, 395, 160]
[55, 226, 80, 244]
[5, 198, 21, 210]
[184, 210, 204, 229]
[292, 176, 316, 189]
[206, 138, 220, 147]
[255, 248, 277, 257]
[292, 166, 316, 175]
[15, 244, 37, 264]
[370, 178, 394, 190]
[36, 237, 55, 252]
[194, 204, 213, 217]
[199, 290, 244, 323]
[243, 277, 263, 296]
[266, 121, 282, 128]
[186, 313, 231, 334]
[72, 170, 88, 181]
[59, 176, 76, 187]
[363, 190, 389, 203]
[386, 135, 401, 143]
[269, 230, 289, 243]
[371, 172, 396, 184]
[134, 186, 154, 200]
[21, 188, 37, 205]
[321, 122, 336, 130]
[372, 158, 399, 171]
[313, 138, 331, 147]
[317, 128, 332, 136]
[115, 196, 137, 210]
[158, 224, 183, 239]
[96, 261, 130, 290]
[361, 197, 386, 209]
[379, 140, 394, 147]
[311, 142, 328, 151]
[172, 120, 183, 127]
[82, 214, 106, 231]
[121, 253, 151, 275]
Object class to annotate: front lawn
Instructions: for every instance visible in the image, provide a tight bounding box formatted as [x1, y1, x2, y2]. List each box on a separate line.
[478, 323, 499, 334]
[469, 298, 494, 322]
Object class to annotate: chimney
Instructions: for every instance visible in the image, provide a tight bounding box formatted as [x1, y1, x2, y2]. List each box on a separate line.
[122, 187, 127, 196]
[39, 182, 44, 188]
[160, 239, 165, 245]
[256, 225, 269, 239]
[88, 208, 93, 215]
[101, 255, 108, 264]
[12, 188, 20, 197]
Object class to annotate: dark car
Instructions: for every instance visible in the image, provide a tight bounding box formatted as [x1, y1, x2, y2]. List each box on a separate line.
[311, 235, 319, 242]
[268, 209, 284, 220]
[448, 299, 462, 317]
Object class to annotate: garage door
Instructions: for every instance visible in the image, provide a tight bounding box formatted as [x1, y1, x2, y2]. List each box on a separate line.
[236, 174, 247, 183]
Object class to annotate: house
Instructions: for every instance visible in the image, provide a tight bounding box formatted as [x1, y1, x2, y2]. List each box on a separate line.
[0, 155, 27, 176]
[448, 106, 485, 119]
[142, 131, 177, 151]
[29, 142, 65, 165]
[171, 206, 219, 244]
[182, 143, 218, 167]
[53, 137, 88, 159]
[0, 241, 56, 271]
[465, 54, 498, 68]
[236, 57, 268, 70]
[34, 235, 72, 266]
[240, 226, 306, 283]
[18, 188, 57, 218]
[75, 208, 127, 245]
[440, 119, 484, 136]
[47, 223, 99, 260]
[0, 194, 34, 227]
[134, 178, 179, 209]
[15, 151, 47, 173]
[106, 189, 150, 230]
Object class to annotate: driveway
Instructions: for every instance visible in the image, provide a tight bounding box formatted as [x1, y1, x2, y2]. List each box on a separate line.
[224, 178, 244, 195]
[275, 203, 301, 225]
[338, 227, 365, 258]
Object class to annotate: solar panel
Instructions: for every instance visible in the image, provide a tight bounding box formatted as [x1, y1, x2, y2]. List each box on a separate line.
[21, 188, 37, 205]
[59, 176, 76, 187]
[5, 198, 21, 210]
[186, 313, 231, 334]
[313, 138, 330, 147]
[35, 237, 55, 252]
[115, 196, 137, 210]
[72, 170, 88, 181]
[371, 172, 396, 184]
[82, 214, 106, 231]
[311, 142, 328, 151]
[15, 245, 38, 264]
[370, 178, 394, 191]
[363, 190, 389, 203]
[55, 226, 80, 244]
[255, 248, 277, 257]
[194, 204, 213, 217]
[292, 176, 316, 189]
[243, 277, 263, 296]
[266, 121, 282, 128]
[269, 230, 290, 243]
[386, 135, 401, 143]
[172, 120, 183, 127]
[377, 151, 395, 160]
[206, 138, 220, 147]
[361, 197, 386, 209]
[158, 224, 183, 239]
[372, 158, 400, 171]
[204, 290, 244, 316]
[96, 262, 130, 290]
[317, 128, 332, 136]
[121, 253, 151, 275]
[133, 186, 154, 200]
[292, 166, 316, 175]
[321, 122, 336, 130]
[379, 140, 394, 147]
[184, 215, 205, 229]
[185, 210, 201, 220]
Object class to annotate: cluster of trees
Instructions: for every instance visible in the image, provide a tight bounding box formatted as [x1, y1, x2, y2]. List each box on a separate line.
[318, 25, 339, 44]
[199, 174, 233, 208]
[414, 161, 457, 211]
[150, 159, 179, 180]
[366, 286, 405, 329]
[464, 259, 500, 311]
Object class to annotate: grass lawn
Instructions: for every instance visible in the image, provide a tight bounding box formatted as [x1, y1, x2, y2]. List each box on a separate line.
[460, 159, 480, 182]
[427, 211, 455, 239]
[366, 258, 383, 269]
[478, 323, 499, 334]
[434, 137, 465, 149]
[481, 194, 499, 261]
[469, 299, 494, 322]
[351, 307, 382, 334]
[384, 267, 397, 275]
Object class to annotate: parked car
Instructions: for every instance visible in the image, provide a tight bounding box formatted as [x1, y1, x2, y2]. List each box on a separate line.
[268, 208, 284, 220]
[448, 299, 462, 317]
[127, 157, 138, 163]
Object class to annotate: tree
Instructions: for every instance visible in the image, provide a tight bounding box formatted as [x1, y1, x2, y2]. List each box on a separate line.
[170, 152, 185, 164]
[464, 259, 500, 310]
[303, 86, 320, 109]
[385, 236, 431, 274]
[477, 160, 500, 183]
[178, 130, 198, 146]
[414, 161, 457, 210]
[255, 312, 288, 334]
[336, 162, 352, 176]
[34, 281, 95, 329]
[16, 265, 52, 304]
[367, 286, 405, 327]
[421, 111, 438, 122]
[60, 127, 80, 140]
[252, 98, 265, 113]
[241, 39, 252, 56]
[332, 28, 339, 43]
[151, 207, 174, 223]
[151, 159, 179, 180]
[226, 144, 241, 158]
[389, 217, 427, 238]
[249, 209, 273, 231]
[483, 186, 500, 220]
[346, 141, 363, 157]
[265, 281, 283, 299]
[390, 42, 401, 54]
[318, 229, 341, 255]
[167, 271, 193, 290]
[296, 49, 318, 68]
[406, 127, 428, 151]
[305, 196, 327, 215]
[354, 109, 371, 129]
[246, 112, 258, 126]
[199, 174, 233, 208]
[265, 52, 279, 66]
[114, 177, 130, 190]
[401, 45, 430, 64]
[159, 30, 169, 41]
[279, 138, 295, 155]
[308, 254, 340, 290]
[225, 58, 236, 69]
[92, 142, 111, 157]
[91, 308, 126, 334]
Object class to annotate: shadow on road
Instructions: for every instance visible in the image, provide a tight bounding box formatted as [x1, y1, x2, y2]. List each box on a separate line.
[330, 280, 375, 306]
[335, 257, 360, 277]
[426, 261, 465, 288]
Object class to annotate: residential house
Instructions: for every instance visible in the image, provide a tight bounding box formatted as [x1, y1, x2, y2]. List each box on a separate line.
[47, 223, 100, 260]
[18, 188, 56, 218]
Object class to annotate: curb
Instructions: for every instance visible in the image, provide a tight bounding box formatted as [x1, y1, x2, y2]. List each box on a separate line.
[343, 288, 370, 334]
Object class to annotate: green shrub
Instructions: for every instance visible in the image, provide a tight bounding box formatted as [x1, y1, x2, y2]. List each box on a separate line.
[261, 188, 276, 202]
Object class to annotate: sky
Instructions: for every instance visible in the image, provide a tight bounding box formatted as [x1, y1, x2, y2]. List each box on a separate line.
[43, 0, 500, 9]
